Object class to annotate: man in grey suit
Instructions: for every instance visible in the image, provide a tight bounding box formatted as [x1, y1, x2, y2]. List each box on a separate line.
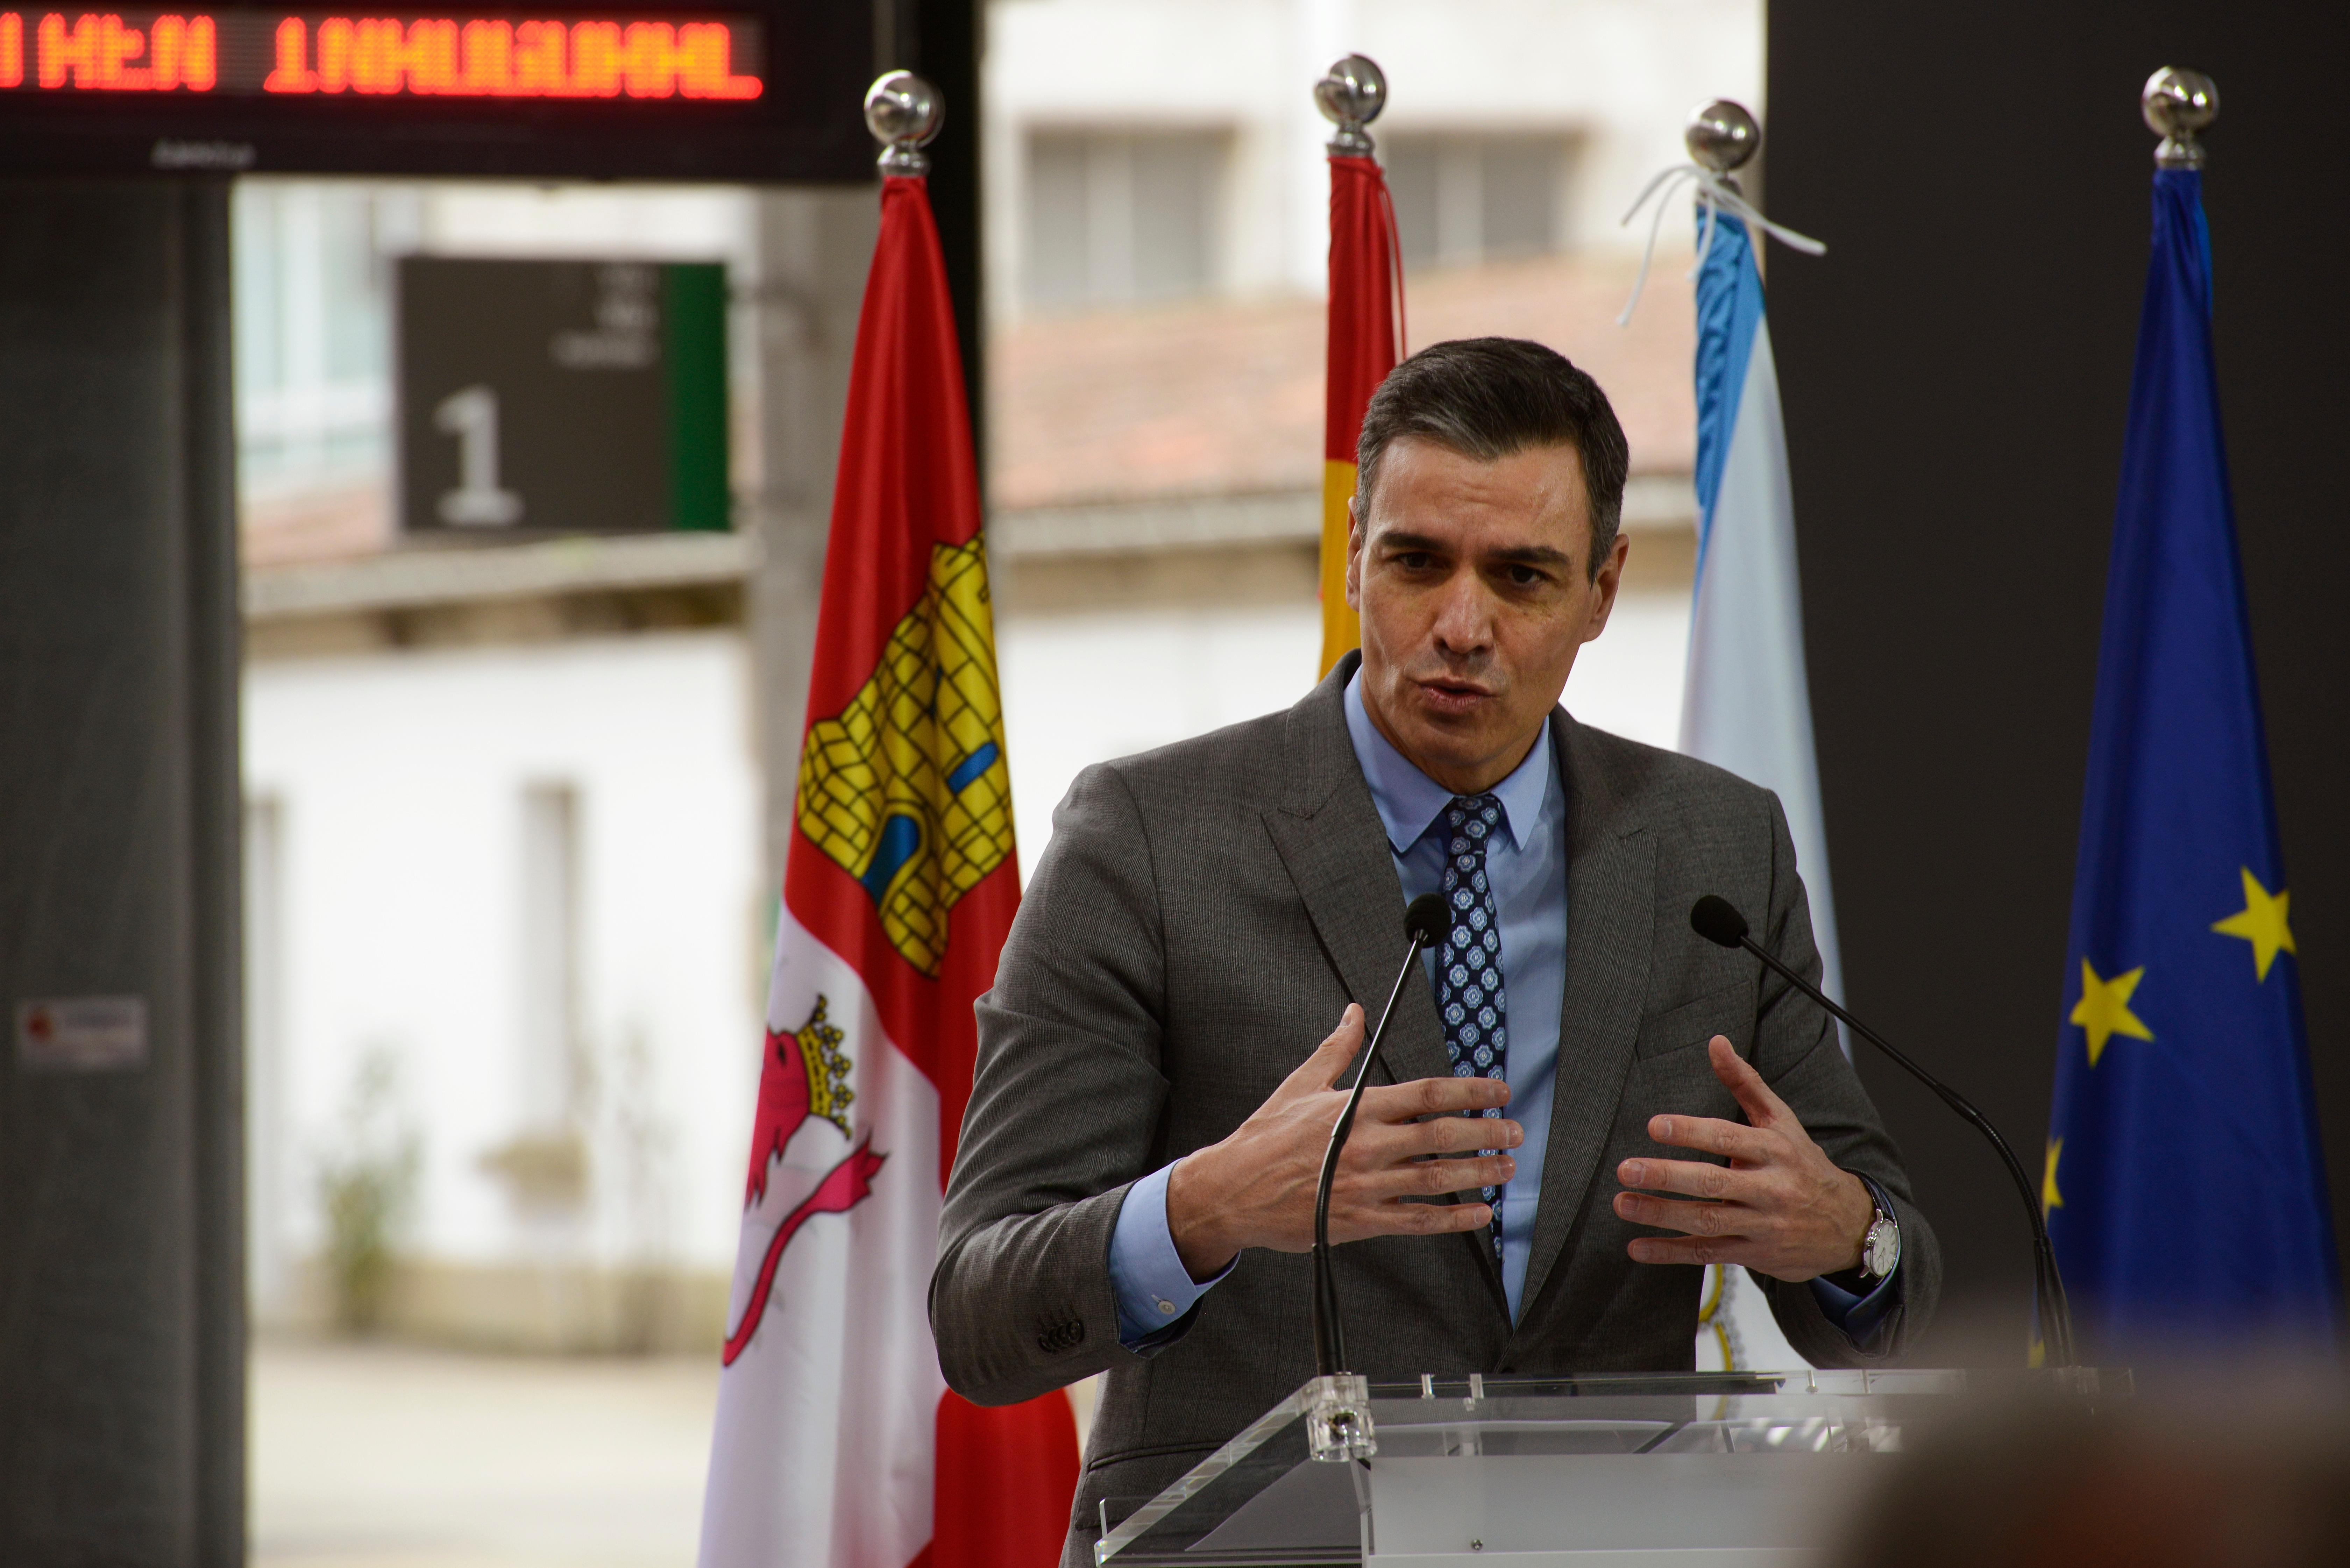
[932, 338, 1938, 1564]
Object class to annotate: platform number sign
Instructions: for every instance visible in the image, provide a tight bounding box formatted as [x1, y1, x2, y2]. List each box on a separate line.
[397, 256, 729, 538]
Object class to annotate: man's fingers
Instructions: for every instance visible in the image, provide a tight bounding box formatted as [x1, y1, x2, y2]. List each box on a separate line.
[1616, 1155, 1754, 1203]
[1646, 1112, 1776, 1164]
[1361, 1152, 1516, 1200]
[1613, 1190, 1757, 1238]
[1284, 1005, 1366, 1095]
[1707, 1035, 1792, 1128]
[1625, 1233, 1762, 1268]
[1332, 1196, 1495, 1243]
[1361, 1074, 1512, 1121]
[1356, 1112, 1524, 1161]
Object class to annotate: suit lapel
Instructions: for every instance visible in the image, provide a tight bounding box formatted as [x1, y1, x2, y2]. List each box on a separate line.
[1258, 656, 1455, 1095]
[1518, 712, 1653, 1318]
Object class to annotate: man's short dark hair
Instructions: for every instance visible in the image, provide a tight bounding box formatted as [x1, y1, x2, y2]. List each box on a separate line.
[1355, 337, 1631, 579]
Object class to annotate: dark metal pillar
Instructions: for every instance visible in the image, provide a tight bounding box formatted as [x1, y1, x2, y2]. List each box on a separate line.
[0, 178, 244, 1566]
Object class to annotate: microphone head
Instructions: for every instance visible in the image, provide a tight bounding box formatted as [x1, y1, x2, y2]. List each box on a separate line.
[1404, 892, 1453, 948]
[1690, 895, 1750, 949]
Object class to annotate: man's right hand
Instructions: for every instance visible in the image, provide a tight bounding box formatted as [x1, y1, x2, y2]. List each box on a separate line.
[1163, 1004, 1520, 1281]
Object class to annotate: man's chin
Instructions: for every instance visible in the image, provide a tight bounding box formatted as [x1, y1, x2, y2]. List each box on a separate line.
[1389, 714, 1500, 779]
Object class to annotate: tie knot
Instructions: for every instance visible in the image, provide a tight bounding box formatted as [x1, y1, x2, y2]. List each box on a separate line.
[1446, 793, 1503, 845]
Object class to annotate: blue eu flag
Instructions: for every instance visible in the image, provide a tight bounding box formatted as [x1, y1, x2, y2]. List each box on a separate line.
[2047, 168, 2340, 1358]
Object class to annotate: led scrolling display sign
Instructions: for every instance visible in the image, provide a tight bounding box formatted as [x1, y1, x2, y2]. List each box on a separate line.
[0, 10, 762, 98]
[0, 1, 871, 178]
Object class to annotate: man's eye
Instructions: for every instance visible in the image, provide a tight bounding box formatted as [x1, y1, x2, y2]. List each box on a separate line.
[1506, 564, 1546, 586]
[1395, 553, 1435, 570]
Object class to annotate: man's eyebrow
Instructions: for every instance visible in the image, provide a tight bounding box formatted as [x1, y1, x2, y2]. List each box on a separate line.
[1373, 530, 1574, 568]
[1485, 543, 1575, 568]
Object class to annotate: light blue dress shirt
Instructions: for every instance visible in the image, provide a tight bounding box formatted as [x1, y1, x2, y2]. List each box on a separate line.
[1107, 672, 1896, 1350]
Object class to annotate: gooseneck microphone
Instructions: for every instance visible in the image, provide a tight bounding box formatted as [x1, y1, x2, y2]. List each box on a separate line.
[1312, 892, 1455, 1377]
[1689, 895, 2075, 1368]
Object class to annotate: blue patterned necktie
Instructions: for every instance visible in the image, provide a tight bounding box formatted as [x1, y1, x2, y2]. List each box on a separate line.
[1438, 793, 1508, 1261]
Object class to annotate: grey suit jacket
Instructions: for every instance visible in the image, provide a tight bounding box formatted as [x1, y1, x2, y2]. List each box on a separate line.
[932, 654, 1939, 1564]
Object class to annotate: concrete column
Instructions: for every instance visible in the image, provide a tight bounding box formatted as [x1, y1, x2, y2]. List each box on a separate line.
[0, 180, 244, 1564]
[750, 188, 882, 891]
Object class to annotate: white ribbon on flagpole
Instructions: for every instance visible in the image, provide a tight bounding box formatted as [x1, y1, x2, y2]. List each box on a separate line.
[1615, 164, 1828, 327]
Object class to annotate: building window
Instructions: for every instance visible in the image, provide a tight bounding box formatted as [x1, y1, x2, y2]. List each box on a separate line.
[1385, 135, 1579, 271]
[233, 181, 397, 494]
[1024, 130, 1226, 311]
[244, 794, 290, 1313]
[518, 781, 583, 1131]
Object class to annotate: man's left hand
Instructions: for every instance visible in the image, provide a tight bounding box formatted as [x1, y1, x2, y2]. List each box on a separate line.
[1612, 1036, 1874, 1283]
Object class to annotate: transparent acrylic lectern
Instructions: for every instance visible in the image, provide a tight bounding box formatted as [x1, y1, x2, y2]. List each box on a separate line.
[1093, 1368, 2021, 1567]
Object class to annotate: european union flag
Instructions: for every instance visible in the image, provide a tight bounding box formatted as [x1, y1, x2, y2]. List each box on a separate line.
[2046, 166, 2340, 1358]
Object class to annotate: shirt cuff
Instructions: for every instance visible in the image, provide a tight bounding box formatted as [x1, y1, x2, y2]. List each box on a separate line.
[1108, 1160, 1233, 1350]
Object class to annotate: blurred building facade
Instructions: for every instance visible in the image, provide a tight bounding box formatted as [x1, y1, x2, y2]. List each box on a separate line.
[238, 0, 1757, 1350]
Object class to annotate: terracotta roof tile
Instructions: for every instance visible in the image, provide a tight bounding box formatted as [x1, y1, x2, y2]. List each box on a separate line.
[989, 251, 1695, 511]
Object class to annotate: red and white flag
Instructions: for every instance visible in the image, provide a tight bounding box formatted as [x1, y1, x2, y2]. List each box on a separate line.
[698, 167, 1078, 1568]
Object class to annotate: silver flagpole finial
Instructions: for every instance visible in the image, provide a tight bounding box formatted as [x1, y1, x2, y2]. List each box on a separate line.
[1685, 99, 1759, 185]
[2142, 67, 2217, 169]
[1316, 55, 1387, 156]
[865, 70, 943, 175]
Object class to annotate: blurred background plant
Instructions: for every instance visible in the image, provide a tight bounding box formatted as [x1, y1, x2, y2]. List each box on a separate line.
[315, 1045, 422, 1334]
[597, 1022, 679, 1355]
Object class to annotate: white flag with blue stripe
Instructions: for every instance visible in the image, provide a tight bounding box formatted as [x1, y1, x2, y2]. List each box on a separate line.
[1681, 211, 1844, 1011]
[1677, 206, 1840, 1376]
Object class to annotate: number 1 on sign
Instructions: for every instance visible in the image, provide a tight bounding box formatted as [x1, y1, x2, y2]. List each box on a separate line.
[434, 384, 525, 526]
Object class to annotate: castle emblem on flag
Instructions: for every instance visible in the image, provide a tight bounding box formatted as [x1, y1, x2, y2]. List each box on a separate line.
[796, 539, 1014, 976]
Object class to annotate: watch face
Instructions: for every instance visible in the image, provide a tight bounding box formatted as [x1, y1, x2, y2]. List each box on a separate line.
[1864, 1218, 1900, 1278]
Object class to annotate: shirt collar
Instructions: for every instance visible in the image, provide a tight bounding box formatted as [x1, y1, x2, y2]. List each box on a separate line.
[1343, 669, 1553, 855]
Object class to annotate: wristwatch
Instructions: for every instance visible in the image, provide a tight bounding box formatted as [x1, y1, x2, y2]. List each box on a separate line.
[1854, 1175, 1901, 1283]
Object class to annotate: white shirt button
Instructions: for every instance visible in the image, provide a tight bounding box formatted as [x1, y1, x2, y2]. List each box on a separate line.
[1155, 1298, 1176, 1315]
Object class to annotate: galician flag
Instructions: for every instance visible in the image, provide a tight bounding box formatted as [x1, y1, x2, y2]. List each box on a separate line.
[1679, 208, 1843, 1012]
[1677, 204, 1839, 1376]
[1317, 138, 1401, 676]
[2044, 158, 2338, 1358]
[697, 166, 1078, 1568]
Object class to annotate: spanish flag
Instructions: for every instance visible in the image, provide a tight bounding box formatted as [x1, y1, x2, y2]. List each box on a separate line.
[1318, 149, 1403, 676]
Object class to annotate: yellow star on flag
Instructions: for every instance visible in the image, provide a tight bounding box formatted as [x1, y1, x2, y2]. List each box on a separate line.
[2042, 1139, 2063, 1223]
[2070, 959, 2152, 1067]
[2211, 867, 2295, 982]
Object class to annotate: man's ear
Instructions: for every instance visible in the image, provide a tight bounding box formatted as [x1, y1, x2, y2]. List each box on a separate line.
[1344, 499, 1365, 612]
[1581, 531, 1632, 644]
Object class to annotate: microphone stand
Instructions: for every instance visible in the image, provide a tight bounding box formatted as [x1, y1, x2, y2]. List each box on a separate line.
[1694, 898, 2076, 1368]
[1311, 901, 1446, 1377]
[1302, 895, 1451, 1465]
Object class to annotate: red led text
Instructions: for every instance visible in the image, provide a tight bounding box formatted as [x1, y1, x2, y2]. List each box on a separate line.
[263, 15, 759, 99]
[2, 12, 219, 90]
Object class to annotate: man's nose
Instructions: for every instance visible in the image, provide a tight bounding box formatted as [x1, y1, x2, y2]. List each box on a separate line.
[1428, 571, 1495, 655]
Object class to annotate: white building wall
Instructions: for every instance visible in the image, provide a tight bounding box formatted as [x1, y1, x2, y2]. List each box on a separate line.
[243, 631, 763, 1285]
[984, 0, 1763, 319]
[999, 589, 1689, 884]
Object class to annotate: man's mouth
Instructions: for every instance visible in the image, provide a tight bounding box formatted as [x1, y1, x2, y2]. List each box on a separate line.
[1413, 676, 1495, 717]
